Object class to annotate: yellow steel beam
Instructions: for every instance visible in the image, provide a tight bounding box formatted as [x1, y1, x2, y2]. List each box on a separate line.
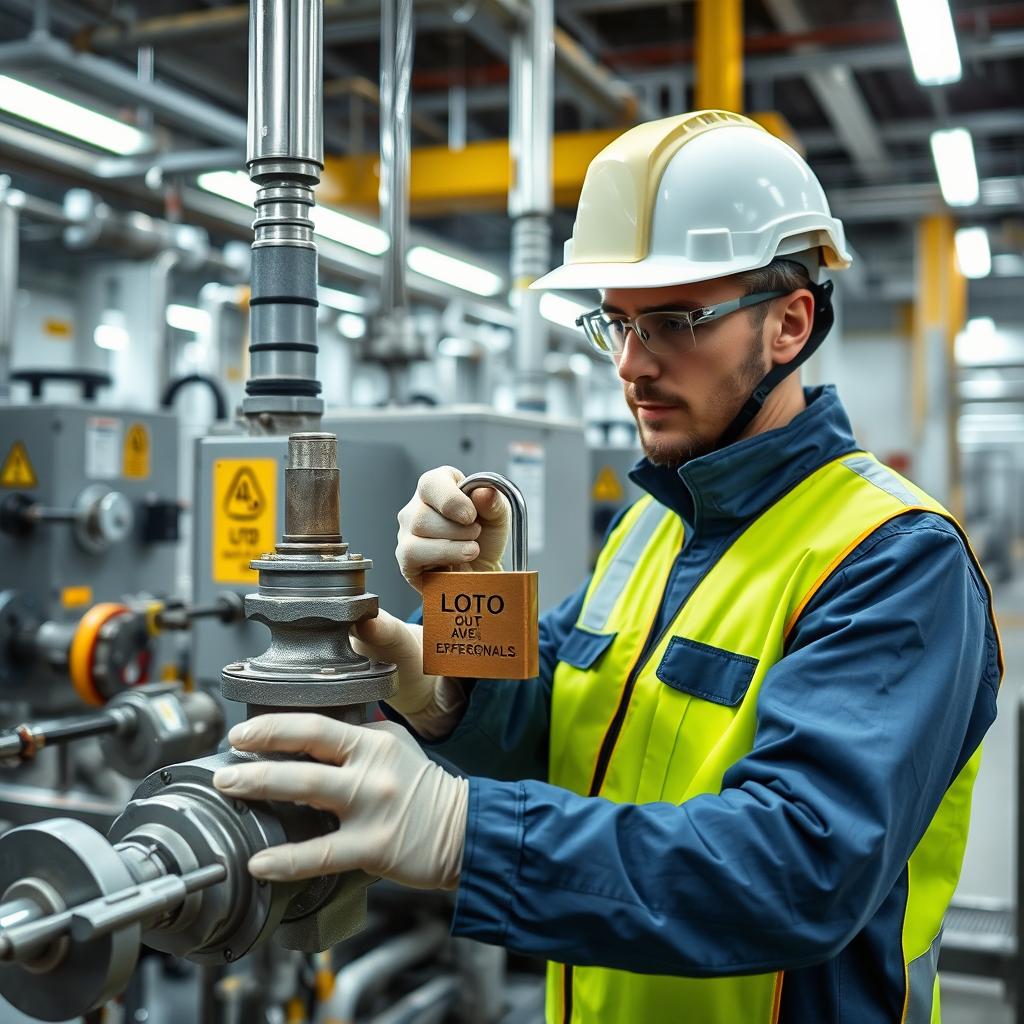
[912, 213, 967, 518]
[318, 113, 798, 216]
[695, 0, 744, 113]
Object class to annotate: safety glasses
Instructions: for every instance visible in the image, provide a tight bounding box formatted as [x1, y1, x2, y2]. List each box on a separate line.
[575, 290, 788, 358]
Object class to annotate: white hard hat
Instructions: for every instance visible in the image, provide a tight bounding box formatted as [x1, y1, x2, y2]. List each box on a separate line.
[532, 110, 852, 291]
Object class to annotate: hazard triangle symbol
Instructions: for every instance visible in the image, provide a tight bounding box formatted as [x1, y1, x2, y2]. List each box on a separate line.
[592, 465, 624, 502]
[0, 441, 37, 488]
[223, 466, 265, 520]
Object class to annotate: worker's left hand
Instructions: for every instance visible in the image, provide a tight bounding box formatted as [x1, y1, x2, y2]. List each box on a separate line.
[212, 714, 468, 890]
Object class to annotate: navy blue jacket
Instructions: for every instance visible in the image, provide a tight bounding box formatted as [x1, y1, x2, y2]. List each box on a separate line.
[391, 386, 1000, 1022]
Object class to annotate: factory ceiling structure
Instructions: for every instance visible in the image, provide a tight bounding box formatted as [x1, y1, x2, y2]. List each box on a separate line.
[1, 0, 1024, 308]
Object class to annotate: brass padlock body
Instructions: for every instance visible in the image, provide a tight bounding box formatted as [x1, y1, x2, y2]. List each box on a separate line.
[422, 570, 539, 679]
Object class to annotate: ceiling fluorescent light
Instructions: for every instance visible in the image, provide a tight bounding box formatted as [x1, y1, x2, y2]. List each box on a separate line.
[197, 171, 388, 255]
[954, 227, 991, 279]
[895, 0, 961, 85]
[0, 75, 149, 155]
[539, 293, 591, 330]
[311, 206, 388, 256]
[930, 128, 979, 207]
[166, 304, 210, 333]
[407, 246, 503, 297]
[318, 286, 368, 313]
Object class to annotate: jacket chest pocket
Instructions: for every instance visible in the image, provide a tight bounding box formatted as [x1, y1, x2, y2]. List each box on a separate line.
[656, 636, 757, 707]
[637, 637, 759, 804]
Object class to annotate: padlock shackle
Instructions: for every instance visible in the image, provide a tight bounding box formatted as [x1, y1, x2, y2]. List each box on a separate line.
[459, 472, 529, 572]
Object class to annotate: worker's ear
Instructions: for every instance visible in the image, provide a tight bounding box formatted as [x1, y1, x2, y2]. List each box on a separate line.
[768, 290, 815, 367]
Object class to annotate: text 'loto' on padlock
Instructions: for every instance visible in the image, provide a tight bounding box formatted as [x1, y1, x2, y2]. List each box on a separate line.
[422, 472, 539, 680]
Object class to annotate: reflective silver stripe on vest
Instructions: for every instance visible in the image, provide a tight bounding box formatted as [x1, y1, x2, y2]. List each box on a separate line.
[904, 930, 942, 1024]
[842, 456, 920, 507]
[579, 499, 667, 633]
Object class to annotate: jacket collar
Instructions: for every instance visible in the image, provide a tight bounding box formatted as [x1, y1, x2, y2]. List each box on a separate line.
[628, 385, 859, 540]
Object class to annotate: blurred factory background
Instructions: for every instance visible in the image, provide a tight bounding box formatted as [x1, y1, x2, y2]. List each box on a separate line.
[0, 0, 1021, 1021]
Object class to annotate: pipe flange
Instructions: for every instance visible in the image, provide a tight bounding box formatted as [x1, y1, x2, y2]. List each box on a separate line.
[0, 819, 139, 1021]
[221, 660, 397, 707]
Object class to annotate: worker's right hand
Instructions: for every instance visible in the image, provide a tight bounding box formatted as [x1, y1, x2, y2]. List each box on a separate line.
[396, 466, 510, 596]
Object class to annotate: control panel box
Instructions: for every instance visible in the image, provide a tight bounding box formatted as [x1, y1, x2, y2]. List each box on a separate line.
[0, 403, 180, 623]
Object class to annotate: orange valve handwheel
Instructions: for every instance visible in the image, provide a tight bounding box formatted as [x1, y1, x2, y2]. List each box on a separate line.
[68, 603, 135, 707]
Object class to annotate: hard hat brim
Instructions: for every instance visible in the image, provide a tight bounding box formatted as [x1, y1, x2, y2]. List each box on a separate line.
[531, 254, 775, 292]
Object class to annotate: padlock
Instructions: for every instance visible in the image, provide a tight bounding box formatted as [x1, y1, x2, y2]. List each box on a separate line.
[422, 472, 539, 680]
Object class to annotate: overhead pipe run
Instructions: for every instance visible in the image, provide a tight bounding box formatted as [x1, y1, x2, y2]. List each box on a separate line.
[0, 185, 19, 401]
[365, 0, 424, 402]
[509, 0, 555, 412]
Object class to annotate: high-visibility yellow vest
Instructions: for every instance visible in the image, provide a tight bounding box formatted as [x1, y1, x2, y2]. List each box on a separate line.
[546, 452, 1000, 1024]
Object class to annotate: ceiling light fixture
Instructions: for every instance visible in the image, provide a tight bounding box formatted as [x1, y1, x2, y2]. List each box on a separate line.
[406, 246, 504, 297]
[930, 129, 980, 207]
[895, 0, 962, 85]
[539, 293, 590, 330]
[0, 75, 149, 155]
[954, 227, 991, 279]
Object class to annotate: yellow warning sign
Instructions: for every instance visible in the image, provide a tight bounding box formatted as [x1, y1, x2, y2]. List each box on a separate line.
[212, 458, 278, 584]
[123, 423, 151, 480]
[592, 465, 624, 503]
[0, 441, 38, 488]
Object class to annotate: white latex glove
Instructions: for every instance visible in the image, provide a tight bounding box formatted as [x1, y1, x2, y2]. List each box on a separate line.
[350, 611, 466, 738]
[396, 466, 510, 595]
[212, 714, 468, 890]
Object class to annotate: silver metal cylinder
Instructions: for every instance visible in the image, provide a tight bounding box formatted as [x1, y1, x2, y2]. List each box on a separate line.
[0, 196, 17, 401]
[379, 0, 413, 315]
[247, 0, 323, 180]
[508, 0, 554, 412]
[243, 0, 325, 431]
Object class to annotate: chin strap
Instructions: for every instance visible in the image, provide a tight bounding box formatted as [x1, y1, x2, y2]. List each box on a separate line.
[717, 278, 835, 448]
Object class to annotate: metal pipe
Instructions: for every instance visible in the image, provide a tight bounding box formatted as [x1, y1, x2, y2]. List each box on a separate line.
[0, 707, 134, 764]
[509, 0, 554, 412]
[244, 0, 325, 434]
[379, 0, 413, 317]
[0, 192, 17, 401]
[317, 921, 449, 1023]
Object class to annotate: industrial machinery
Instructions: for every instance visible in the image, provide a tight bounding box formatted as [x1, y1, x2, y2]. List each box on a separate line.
[0, 432, 397, 1021]
[0, 375, 183, 713]
[0, 682, 223, 780]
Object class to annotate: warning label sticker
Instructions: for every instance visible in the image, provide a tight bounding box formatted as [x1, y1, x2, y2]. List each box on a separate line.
[212, 458, 278, 584]
[592, 465, 624, 503]
[0, 441, 37, 488]
[123, 423, 151, 480]
[85, 417, 123, 480]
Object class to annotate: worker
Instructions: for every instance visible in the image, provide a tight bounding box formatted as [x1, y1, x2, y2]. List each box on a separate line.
[214, 111, 1002, 1022]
